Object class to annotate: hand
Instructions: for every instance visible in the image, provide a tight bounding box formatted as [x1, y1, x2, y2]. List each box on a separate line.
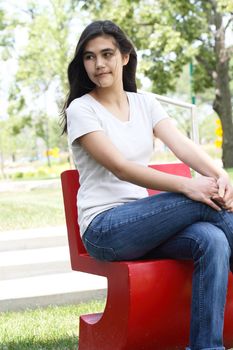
[212, 174, 233, 212]
[183, 175, 222, 211]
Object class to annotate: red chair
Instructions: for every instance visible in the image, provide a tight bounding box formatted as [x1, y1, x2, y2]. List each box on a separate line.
[61, 163, 233, 350]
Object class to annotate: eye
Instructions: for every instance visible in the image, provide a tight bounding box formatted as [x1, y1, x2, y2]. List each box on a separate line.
[83, 54, 95, 61]
[104, 52, 113, 58]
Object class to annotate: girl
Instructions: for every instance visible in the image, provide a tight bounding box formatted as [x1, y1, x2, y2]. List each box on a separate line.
[62, 20, 233, 350]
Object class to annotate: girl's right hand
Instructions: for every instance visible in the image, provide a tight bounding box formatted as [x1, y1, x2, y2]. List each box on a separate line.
[183, 176, 222, 211]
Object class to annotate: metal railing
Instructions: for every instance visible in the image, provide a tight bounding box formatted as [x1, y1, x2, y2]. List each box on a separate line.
[139, 90, 199, 144]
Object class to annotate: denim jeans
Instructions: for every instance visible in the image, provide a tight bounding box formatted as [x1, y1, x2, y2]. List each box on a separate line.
[83, 192, 233, 350]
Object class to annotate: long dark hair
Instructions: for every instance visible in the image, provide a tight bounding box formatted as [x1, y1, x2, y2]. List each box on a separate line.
[61, 20, 137, 133]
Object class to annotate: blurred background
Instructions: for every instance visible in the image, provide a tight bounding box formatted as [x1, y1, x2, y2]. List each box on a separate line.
[0, 0, 233, 182]
[0, 0, 233, 232]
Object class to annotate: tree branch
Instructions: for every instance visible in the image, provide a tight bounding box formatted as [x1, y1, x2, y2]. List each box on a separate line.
[224, 16, 233, 32]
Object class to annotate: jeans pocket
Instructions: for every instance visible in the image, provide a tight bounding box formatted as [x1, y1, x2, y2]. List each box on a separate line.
[84, 238, 117, 262]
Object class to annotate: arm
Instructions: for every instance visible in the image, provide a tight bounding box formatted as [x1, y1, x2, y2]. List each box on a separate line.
[154, 118, 226, 179]
[78, 130, 221, 211]
[154, 118, 233, 211]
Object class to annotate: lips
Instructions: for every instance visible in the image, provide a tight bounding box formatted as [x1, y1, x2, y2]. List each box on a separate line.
[96, 72, 110, 77]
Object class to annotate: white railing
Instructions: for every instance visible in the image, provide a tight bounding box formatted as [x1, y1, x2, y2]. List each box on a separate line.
[139, 90, 199, 144]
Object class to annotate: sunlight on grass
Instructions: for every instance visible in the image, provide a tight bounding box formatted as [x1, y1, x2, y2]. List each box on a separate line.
[0, 188, 65, 231]
[0, 301, 105, 350]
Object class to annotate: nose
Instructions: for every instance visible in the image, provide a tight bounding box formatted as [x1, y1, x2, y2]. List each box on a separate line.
[95, 55, 105, 69]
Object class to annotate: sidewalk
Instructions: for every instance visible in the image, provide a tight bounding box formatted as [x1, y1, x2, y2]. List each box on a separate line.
[0, 226, 107, 312]
[0, 178, 61, 192]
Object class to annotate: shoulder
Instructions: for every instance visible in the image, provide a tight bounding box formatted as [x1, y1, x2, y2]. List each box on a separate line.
[66, 94, 93, 114]
[126, 91, 159, 107]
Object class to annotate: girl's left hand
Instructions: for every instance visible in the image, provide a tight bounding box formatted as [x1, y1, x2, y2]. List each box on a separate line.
[212, 175, 233, 212]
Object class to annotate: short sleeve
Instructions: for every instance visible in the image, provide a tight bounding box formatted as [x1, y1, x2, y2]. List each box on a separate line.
[66, 98, 103, 145]
[149, 95, 170, 128]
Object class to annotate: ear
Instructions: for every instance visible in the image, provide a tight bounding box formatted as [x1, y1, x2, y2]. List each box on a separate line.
[122, 54, 130, 66]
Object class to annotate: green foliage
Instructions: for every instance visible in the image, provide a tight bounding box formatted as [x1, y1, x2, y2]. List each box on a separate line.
[83, 0, 233, 95]
[2, 0, 233, 167]
[16, 0, 74, 95]
[1, 0, 77, 168]
[217, 0, 233, 12]
[0, 7, 15, 59]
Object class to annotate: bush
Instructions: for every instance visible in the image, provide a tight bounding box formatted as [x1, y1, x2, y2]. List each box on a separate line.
[13, 172, 24, 179]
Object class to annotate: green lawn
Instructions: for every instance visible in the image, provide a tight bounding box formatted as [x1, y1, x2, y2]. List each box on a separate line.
[0, 187, 65, 231]
[0, 301, 105, 350]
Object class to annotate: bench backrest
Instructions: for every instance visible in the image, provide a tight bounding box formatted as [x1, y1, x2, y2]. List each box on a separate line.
[61, 163, 191, 264]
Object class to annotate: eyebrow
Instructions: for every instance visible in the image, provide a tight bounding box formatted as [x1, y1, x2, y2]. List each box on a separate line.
[83, 48, 116, 55]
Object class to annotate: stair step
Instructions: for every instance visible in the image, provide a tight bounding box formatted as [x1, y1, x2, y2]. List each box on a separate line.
[0, 272, 107, 312]
[0, 226, 107, 312]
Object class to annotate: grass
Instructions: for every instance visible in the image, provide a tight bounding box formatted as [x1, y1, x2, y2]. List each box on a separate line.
[0, 300, 106, 350]
[0, 187, 65, 231]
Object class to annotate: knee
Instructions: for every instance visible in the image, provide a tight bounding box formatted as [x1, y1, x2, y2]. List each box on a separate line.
[190, 223, 231, 261]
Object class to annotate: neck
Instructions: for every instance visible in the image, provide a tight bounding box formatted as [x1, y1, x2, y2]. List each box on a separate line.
[91, 83, 126, 106]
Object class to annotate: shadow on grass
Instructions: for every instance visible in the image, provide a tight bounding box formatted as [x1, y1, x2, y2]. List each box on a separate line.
[0, 335, 79, 350]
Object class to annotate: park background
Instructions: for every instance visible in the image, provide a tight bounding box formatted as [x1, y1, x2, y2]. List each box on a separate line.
[0, 0, 233, 349]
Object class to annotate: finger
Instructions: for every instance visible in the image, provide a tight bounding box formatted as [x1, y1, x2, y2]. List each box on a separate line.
[225, 200, 233, 210]
[205, 198, 222, 211]
[223, 188, 233, 202]
[221, 200, 233, 211]
[224, 199, 232, 208]
[211, 194, 224, 203]
[211, 196, 224, 207]
[218, 183, 226, 198]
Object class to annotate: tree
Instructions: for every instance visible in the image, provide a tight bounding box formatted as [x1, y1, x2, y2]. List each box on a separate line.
[83, 0, 233, 167]
[0, 4, 16, 177]
[7, 0, 78, 165]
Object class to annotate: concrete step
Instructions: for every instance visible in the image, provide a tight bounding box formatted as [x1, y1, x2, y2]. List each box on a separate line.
[0, 226, 68, 251]
[0, 226, 107, 312]
[1, 260, 71, 280]
[0, 271, 107, 312]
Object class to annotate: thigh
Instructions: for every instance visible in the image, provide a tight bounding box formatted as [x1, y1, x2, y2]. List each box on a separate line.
[142, 222, 231, 261]
[84, 192, 233, 261]
[84, 192, 202, 260]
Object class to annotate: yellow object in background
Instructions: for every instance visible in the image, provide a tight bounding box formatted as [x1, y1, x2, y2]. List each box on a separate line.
[215, 119, 222, 148]
[214, 139, 222, 148]
[44, 147, 60, 158]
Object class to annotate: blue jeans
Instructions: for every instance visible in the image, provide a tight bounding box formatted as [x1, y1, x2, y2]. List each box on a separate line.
[83, 192, 233, 350]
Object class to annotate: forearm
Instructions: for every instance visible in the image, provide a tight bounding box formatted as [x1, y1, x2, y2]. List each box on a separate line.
[117, 160, 190, 193]
[155, 119, 228, 181]
[176, 139, 228, 180]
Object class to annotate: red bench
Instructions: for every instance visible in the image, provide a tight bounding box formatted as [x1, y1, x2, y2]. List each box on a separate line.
[61, 163, 233, 350]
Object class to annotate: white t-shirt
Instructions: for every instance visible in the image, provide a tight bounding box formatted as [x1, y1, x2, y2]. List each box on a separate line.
[66, 91, 169, 236]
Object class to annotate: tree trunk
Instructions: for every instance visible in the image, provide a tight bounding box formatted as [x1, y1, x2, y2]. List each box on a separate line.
[213, 10, 233, 168]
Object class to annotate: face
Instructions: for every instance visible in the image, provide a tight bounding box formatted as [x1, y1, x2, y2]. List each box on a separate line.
[83, 35, 129, 89]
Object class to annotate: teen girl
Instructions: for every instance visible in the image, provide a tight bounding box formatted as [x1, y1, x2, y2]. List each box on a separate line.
[62, 20, 233, 350]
